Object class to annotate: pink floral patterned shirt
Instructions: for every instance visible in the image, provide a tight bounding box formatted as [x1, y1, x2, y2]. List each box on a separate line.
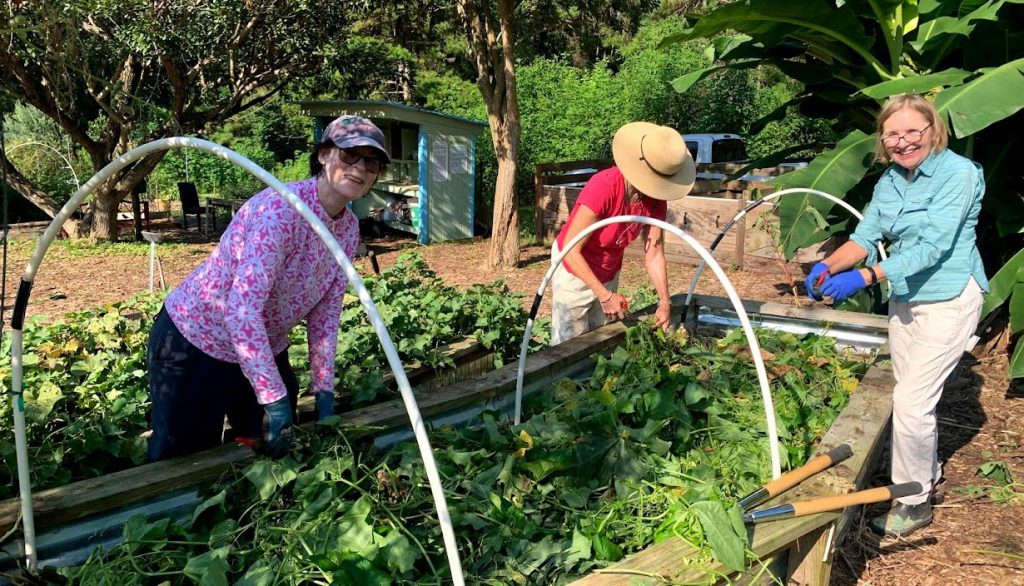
[165, 178, 359, 405]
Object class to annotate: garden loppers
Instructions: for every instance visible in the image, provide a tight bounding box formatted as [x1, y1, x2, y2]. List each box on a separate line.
[742, 482, 923, 523]
[738, 443, 853, 511]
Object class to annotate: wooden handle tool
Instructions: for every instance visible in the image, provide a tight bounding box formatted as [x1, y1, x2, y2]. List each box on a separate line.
[738, 444, 854, 511]
[742, 482, 922, 524]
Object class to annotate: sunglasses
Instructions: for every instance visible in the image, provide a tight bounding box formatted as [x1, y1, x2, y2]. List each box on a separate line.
[338, 148, 384, 174]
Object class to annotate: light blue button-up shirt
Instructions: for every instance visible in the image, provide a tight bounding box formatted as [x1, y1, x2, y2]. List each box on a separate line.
[850, 147, 989, 303]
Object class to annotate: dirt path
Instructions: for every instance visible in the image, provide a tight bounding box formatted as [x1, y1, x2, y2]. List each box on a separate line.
[3, 222, 1021, 585]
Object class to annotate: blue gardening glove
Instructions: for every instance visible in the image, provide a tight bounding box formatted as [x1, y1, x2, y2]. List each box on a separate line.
[820, 269, 867, 303]
[315, 391, 335, 421]
[259, 396, 293, 458]
[805, 262, 830, 301]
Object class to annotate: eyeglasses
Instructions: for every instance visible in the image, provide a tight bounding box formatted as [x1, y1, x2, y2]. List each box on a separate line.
[613, 198, 647, 247]
[881, 123, 932, 147]
[338, 148, 383, 173]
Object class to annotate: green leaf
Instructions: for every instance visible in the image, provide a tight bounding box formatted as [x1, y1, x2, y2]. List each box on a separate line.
[690, 500, 747, 572]
[190, 490, 226, 527]
[380, 532, 419, 574]
[1010, 280, 1024, 335]
[183, 546, 231, 586]
[910, 0, 1002, 55]
[1010, 334, 1024, 379]
[521, 535, 562, 575]
[332, 495, 380, 559]
[122, 515, 171, 554]
[26, 381, 63, 420]
[856, 69, 972, 99]
[684, 381, 710, 406]
[934, 58, 1024, 137]
[565, 530, 592, 565]
[521, 450, 574, 482]
[660, 0, 883, 78]
[979, 460, 1013, 485]
[244, 459, 299, 501]
[980, 248, 1024, 318]
[671, 60, 760, 94]
[318, 552, 392, 586]
[591, 532, 623, 562]
[772, 130, 878, 258]
[234, 561, 275, 586]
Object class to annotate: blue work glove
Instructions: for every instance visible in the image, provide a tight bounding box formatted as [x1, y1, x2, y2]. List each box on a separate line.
[259, 396, 293, 458]
[315, 391, 335, 421]
[805, 262, 830, 301]
[820, 269, 867, 303]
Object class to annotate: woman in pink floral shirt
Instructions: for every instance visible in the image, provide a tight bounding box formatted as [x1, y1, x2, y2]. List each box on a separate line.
[147, 115, 389, 460]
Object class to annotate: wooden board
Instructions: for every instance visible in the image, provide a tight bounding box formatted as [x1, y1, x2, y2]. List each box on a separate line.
[536, 186, 779, 272]
[0, 337, 489, 535]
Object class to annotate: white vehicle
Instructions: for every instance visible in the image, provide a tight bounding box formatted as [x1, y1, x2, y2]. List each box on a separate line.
[685, 133, 748, 164]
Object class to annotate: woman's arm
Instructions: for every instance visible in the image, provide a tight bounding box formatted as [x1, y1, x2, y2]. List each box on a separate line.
[560, 204, 627, 320]
[643, 225, 671, 330]
[822, 240, 870, 274]
[224, 205, 292, 405]
[306, 220, 361, 399]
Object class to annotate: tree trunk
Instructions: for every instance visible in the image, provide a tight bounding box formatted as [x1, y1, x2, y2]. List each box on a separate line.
[87, 154, 165, 240]
[489, 148, 520, 268]
[89, 186, 121, 241]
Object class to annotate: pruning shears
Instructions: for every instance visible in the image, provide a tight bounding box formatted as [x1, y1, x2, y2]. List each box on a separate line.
[812, 269, 830, 297]
[737, 444, 922, 523]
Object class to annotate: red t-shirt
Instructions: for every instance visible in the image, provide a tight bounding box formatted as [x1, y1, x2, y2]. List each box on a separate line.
[556, 167, 668, 283]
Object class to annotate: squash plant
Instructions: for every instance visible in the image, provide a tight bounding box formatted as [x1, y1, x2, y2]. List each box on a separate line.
[65, 324, 867, 584]
[0, 252, 542, 498]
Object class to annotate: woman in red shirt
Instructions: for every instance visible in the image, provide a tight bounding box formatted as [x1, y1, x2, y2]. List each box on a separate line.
[551, 122, 695, 344]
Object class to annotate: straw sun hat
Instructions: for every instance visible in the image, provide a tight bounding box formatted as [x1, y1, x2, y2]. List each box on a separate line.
[612, 122, 696, 201]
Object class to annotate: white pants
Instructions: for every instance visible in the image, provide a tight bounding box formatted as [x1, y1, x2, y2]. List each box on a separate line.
[888, 277, 984, 505]
[550, 242, 619, 345]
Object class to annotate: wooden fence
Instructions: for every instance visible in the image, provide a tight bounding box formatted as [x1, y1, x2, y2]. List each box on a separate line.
[534, 159, 817, 273]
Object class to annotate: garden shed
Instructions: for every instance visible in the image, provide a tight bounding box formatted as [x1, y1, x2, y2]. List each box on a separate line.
[297, 100, 487, 244]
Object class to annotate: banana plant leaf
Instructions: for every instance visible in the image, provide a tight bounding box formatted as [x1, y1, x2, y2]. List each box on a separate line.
[770, 130, 878, 258]
[933, 58, 1024, 137]
[910, 0, 1005, 56]
[979, 247, 1024, 378]
[671, 60, 760, 93]
[981, 247, 1024, 319]
[856, 68, 972, 98]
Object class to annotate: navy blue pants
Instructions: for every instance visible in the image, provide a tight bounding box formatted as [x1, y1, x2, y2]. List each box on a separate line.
[146, 307, 298, 461]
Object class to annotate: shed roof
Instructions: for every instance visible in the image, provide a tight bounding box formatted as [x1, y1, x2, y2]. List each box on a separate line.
[296, 100, 487, 134]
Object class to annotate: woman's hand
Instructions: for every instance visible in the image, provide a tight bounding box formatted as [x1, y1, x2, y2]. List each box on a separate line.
[820, 269, 867, 303]
[653, 301, 671, 332]
[805, 262, 831, 301]
[600, 292, 628, 321]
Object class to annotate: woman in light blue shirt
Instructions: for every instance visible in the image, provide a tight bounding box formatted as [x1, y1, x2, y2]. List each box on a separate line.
[804, 93, 988, 538]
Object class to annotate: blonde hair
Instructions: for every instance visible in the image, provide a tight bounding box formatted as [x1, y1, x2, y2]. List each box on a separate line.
[875, 93, 948, 164]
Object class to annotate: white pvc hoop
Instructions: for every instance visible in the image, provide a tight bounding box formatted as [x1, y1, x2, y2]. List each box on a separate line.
[7, 138, 465, 584]
[683, 188, 888, 307]
[513, 215, 783, 479]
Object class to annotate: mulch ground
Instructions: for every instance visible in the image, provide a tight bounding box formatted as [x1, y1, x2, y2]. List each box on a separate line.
[3, 219, 1021, 585]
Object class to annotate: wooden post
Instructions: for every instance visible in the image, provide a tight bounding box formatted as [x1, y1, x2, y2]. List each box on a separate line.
[534, 162, 548, 242]
[786, 523, 836, 585]
[734, 190, 749, 270]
